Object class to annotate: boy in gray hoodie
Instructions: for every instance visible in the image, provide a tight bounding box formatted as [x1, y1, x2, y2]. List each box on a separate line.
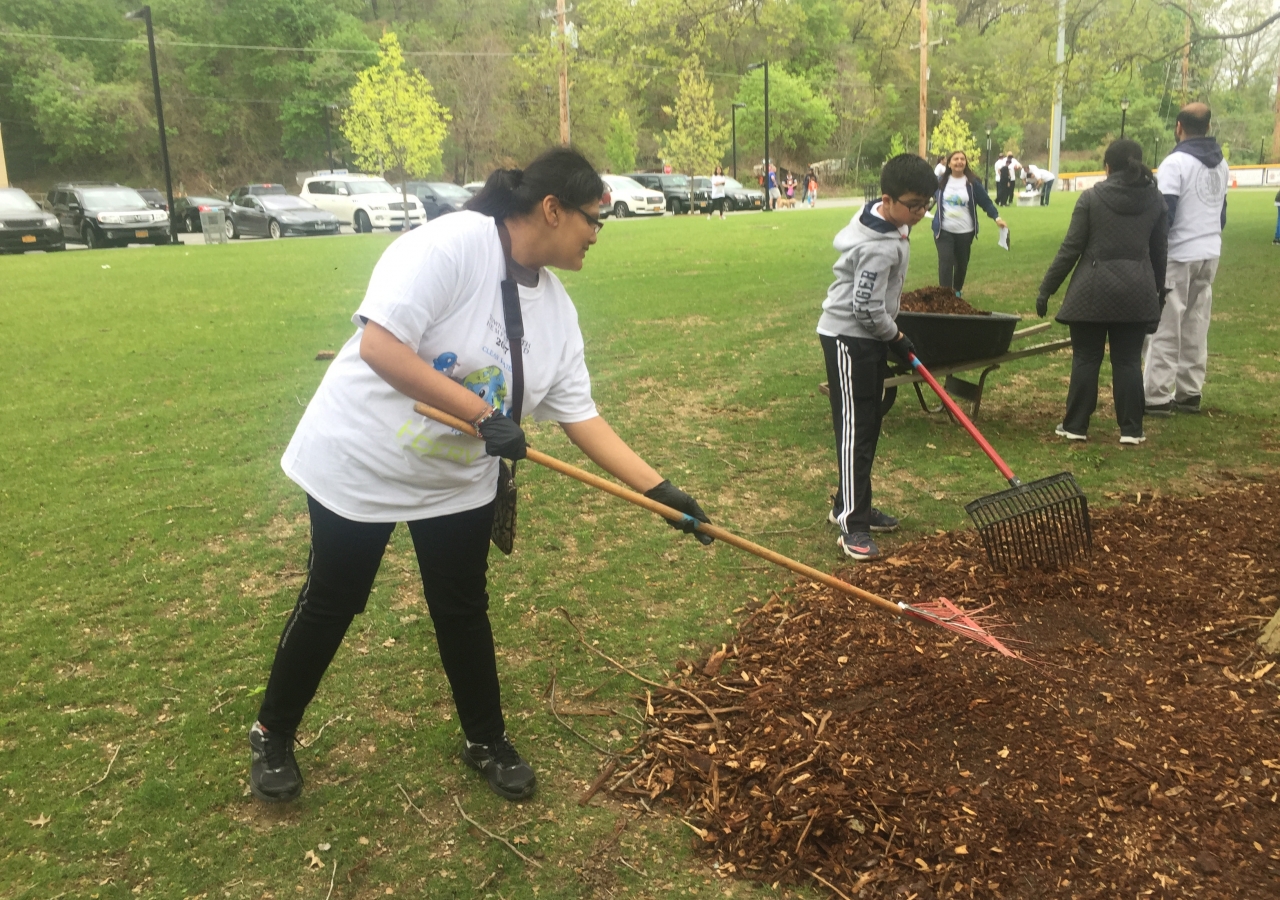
[819, 154, 938, 560]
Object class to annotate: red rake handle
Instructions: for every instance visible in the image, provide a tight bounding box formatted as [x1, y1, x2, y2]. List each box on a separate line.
[908, 353, 1021, 487]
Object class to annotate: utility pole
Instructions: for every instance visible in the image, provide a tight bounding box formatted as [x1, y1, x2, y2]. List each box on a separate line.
[919, 0, 929, 156]
[1181, 1, 1192, 103]
[126, 6, 177, 244]
[1049, 0, 1065, 179]
[1271, 57, 1280, 162]
[557, 0, 570, 145]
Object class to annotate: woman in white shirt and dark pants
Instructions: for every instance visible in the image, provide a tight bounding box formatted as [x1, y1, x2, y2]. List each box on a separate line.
[247, 148, 712, 806]
[931, 150, 1006, 297]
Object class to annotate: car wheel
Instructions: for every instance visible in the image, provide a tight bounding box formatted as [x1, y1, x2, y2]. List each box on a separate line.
[723, 197, 736, 213]
[613, 201, 628, 218]
[224, 217, 239, 240]
[82, 225, 100, 249]
[354, 210, 372, 234]
[188, 213, 201, 233]
[268, 219, 283, 240]
[669, 198, 682, 215]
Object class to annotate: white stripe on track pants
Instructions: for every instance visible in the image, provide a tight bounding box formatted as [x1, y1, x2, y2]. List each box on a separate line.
[820, 334, 887, 535]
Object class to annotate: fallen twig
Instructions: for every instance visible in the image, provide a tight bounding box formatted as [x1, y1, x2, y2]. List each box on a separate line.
[579, 759, 618, 806]
[549, 671, 610, 756]
[73, 744, 122, 796]
[803, 867, 855, 900]
[300, 714, 347, 749]
[324, 853, 337, 900]
[397, 784, 440, 828]
[453, 796, 542, 869]
[618, 855, 648, 877]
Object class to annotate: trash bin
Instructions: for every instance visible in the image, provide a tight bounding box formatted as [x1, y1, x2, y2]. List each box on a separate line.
[200, 210, 228, 244]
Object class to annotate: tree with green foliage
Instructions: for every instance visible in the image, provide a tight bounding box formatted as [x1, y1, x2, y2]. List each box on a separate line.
[733, 65, 836, 165]
[604, 109, 638, 174]
[660, 56, 728, 182]
[930, 98, 981, 163]
[343, 32, 451, 218]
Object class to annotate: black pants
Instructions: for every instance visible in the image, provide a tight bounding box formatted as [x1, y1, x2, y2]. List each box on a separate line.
[996, 180, 1010, 205]
[1063, 323, 1147, 439]
[257, 495, 505, 744]
[935, 229, 976, 292]
[821, 334, 887, 534]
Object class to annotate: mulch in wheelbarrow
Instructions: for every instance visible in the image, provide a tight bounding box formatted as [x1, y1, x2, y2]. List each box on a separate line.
[620, 476, 1280, 898]
[899, 286, 992, 316]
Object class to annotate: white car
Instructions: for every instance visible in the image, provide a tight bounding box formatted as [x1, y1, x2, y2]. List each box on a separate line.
[299, 173, 426, 233]
[601, 174, 666, 218]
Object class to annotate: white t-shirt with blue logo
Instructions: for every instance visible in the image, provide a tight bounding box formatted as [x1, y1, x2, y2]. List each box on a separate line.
[282, 211, 598, 523]
[940, 176, 974, 234]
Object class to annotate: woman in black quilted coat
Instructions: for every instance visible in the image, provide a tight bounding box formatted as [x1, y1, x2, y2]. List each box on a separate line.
[1036, 140, 1168, 444]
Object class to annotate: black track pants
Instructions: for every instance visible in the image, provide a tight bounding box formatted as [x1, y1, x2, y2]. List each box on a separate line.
[1062, 322, 1147, 439]
[256, 495, 505, 743]
[821, 334, 887, 534]
[935, 229, 976, 292]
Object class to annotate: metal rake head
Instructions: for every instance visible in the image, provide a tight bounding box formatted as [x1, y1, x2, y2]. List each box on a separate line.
[964, 472, 1092, 570]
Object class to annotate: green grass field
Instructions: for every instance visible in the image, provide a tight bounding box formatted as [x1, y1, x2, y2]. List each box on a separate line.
[2, 191, 1278, 899]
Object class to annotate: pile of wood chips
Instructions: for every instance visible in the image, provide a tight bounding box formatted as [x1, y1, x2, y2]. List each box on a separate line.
[604, 477, 1280, 898]
[899, 286, 991, 316]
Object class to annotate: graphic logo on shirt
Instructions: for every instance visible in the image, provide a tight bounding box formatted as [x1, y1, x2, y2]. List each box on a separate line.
[943, 191, 968, 210]
[461, 365, 508, 412]
[1194, 165, 1226, 206]
[432, 352, 459, 378]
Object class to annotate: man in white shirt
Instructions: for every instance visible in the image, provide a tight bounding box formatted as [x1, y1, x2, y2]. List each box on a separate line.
[1026, 164, 1056, 206]
[1143, 103, 1230, 416]
[994, 153, 1021, 206]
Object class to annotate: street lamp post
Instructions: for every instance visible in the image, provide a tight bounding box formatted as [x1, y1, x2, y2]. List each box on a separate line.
[747, 61, 770, 210]
[731, 103, 746, 180]
[984, 127, 993, 190]
[1120, 97, 1130, 140]
[324, 104, 336, 170]
[126, 6, 176, 244]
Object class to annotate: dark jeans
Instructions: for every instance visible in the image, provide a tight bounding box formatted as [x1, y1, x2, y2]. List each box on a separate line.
[821, 334, 888, 534]
[1063, 323, 1147, 438]
[997, 180, 1013, 206]
[936, 229, 976, 291]
[257, 495, 505, 743]
[1040, 181, 1054, 206]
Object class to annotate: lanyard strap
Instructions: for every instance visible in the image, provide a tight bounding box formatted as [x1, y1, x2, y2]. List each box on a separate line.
[495, 222, 525, 426]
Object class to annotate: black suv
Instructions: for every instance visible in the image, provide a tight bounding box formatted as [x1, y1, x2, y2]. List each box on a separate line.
[624, 173, 706, 214]
[47, 183, 171, 249]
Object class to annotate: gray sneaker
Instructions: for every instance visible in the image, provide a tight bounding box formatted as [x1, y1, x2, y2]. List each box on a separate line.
[1172, 396, 1201, 414]
[462, 733, 536, 801]
[1145, 402, 1174, 418]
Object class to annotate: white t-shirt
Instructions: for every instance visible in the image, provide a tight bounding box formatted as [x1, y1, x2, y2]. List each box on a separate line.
[710, 175, 726, 199]
[940, 176, 974, 233]
[281, 211, 598, 523]
[1026, 165, 1055, 184]
[1157, 150, 1229, 262]
[934, 163, 947, 178]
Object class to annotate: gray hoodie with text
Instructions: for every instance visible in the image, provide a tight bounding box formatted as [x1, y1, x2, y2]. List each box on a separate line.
[816, 203, 911, 342]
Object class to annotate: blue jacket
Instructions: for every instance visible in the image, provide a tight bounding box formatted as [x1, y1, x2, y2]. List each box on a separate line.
[932, 177, 1000, 239]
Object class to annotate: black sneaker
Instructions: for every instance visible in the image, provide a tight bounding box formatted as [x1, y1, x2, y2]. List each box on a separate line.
[462, 733, 536, 801]
[867, 508, 899, 533]
[249, 722, 302, 802]
[1145, 402, 1174, 418]
[1172, 396, 1201, 414]
[837, 532, 879, 561]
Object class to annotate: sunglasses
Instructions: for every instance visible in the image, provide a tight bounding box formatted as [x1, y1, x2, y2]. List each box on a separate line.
[563, 204, 604, 235]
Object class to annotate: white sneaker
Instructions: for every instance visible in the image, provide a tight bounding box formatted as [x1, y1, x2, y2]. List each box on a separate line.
[1119, 434, 1146, 445]
[1054, 424, 1088, 441]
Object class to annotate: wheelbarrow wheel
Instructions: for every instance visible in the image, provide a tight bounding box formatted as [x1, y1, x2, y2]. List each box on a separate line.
[880, 385, 898, 418]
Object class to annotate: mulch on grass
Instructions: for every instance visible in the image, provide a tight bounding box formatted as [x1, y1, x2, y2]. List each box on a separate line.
[900, 286, 992, 316]
[612, 477, 1280, 898]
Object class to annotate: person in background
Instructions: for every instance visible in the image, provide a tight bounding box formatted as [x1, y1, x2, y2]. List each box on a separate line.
[709, 165, 727, 220]
[784, 172, 798, 206]
[247, 148, 712, 807]
[932, 150, 1007, 298]
[818, 154, 938, 561]
[1026, 163, 1057, 205]
[994, 153, 1021, 206]
[766, 163, 780, 210]
[1035, 140, 1168, 445]
[934, 154, 949, 179]
[1143, 102, 1230, 416]
[805, 168, 819, 207]
[1274, 187, 1280, 245]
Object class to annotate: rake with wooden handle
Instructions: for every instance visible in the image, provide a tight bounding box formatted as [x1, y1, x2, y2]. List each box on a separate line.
[414, 402, 1024, 659]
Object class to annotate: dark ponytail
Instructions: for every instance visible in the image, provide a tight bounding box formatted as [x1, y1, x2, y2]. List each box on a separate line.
[1103, 139, 1153, 187]
[465, 146, 605, 220]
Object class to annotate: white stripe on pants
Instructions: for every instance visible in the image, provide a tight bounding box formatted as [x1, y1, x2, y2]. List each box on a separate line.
[1143, 257, 1218, 405]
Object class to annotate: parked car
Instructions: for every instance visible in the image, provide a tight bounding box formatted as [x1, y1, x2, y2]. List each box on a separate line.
[173, 196, 230, 233]
[0, 187, 64, 253]
[693, 176, 764, 212]
[299, 174, 425, 233]
[625, 173, 705, 214]
[135, 187, 168, 210]
[600, 175, 665, 218]
[224, 193, 341, 240]
[405, 181, 473, 220]
[47, 183, 171, 249]
[463, 181, 485, 195]
[227, 184, 287, 206]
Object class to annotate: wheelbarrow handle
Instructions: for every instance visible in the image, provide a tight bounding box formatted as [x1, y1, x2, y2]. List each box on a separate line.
[908, 354, 1021, 487]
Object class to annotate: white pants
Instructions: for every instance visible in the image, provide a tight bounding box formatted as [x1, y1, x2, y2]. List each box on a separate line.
[1143, 257, 1218, 405]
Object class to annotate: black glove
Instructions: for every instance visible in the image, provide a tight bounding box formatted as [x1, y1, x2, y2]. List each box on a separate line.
[887, 334, 917, 366]
[476, 412, 527, 460]
[644, 480, 713, 545]
[1035, 295, 1049, 317]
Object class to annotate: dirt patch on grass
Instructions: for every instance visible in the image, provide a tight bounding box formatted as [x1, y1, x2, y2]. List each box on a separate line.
[617, 476, 1280, 898]
[901, 286, 992, 316]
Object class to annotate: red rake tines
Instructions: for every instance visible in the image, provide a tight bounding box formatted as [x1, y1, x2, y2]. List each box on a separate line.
[900, 597, 1025, 660]
[413, 401, 1033, 662]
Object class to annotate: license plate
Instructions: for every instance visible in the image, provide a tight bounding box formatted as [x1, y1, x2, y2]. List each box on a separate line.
[21, 235, 36, 243]
[135, 230, 149, 238]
